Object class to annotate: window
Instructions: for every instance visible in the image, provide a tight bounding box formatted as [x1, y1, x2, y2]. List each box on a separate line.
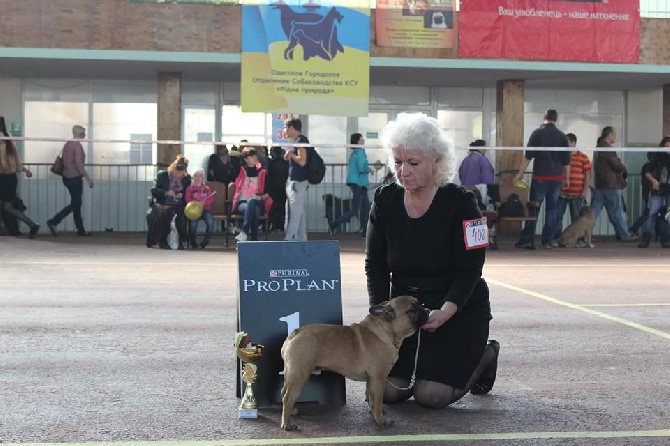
[23, 101, 88, 164]
[129, 134, 153, 165]
[221, 105, 269, 145]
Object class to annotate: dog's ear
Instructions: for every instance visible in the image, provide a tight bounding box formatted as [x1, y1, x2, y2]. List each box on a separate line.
[370, 302, 396, 322]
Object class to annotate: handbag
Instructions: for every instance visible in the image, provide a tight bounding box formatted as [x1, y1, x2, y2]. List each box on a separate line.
[167, 215, 180, 250]
[51, 151, 64, 176]
[12, 196, 27, 211]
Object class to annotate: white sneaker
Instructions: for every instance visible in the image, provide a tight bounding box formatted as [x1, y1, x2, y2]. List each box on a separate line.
[235, 232, 247, 242]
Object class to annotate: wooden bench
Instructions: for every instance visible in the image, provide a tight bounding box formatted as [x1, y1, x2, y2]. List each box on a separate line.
[206, 181, 231, 246]
[494, 185, 540, 249]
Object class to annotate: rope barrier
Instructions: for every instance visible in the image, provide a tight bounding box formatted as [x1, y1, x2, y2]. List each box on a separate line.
[1, 136, 669, 152]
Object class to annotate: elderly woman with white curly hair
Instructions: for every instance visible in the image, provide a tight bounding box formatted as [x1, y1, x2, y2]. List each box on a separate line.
[365, 112, 499, 409]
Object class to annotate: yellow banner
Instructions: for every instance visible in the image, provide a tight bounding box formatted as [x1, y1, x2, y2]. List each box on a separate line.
[241, 2, 370, 116]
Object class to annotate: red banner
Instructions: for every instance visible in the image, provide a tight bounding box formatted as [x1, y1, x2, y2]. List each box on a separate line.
[458, 0, 640, 63]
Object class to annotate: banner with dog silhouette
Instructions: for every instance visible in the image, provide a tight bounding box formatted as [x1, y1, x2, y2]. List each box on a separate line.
[375, 0, 456, 49]
[241, 0, 370, 116]
[459, 0, 639, 63]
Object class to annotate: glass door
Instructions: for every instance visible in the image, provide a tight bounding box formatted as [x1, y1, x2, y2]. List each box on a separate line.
[357, 112, 390, 183]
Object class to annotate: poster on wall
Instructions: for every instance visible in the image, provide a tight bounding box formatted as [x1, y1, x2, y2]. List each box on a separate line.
[271, 113, 293, 144]
[458, 0, 640, 63]
[241, 0, 370, 117]
[375, 0, 456, 49]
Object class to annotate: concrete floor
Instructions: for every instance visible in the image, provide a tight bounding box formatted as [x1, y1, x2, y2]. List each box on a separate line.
[1, 231, 669, 446]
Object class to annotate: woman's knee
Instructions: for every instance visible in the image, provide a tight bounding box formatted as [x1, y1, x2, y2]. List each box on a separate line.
[412, 381, 459, 409]
[383, 377, 412, 404]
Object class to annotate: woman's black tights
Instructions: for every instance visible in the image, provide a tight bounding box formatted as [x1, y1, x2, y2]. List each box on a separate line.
[383, 342, 498, 408]
[1, 201, 36, 229]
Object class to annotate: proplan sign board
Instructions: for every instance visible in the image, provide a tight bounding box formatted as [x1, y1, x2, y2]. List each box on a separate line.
[236, 240, 345, 407]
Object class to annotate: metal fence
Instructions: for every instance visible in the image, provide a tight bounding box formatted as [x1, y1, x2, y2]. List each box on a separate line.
[16, 163, 643, 237]
[514, 172, 645, 239]
[18, 163, 391, 235]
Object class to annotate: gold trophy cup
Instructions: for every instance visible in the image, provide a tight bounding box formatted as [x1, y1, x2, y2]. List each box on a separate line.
[235, 344, 264, 419]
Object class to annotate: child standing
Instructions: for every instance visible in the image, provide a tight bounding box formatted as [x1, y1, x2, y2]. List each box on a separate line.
[185, 169, 215, 249]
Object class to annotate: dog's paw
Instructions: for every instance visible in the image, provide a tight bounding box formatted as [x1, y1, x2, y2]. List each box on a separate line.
[376, 417, 394, 427]
[281, 420, 299, 431]
[588, 243, 595, 248]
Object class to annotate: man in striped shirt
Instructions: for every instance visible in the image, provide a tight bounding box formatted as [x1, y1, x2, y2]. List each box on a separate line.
[553, 133, 592, 243]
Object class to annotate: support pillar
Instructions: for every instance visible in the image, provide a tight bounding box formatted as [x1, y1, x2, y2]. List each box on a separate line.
[495, 79, 525, 188]
[663, 85, 670, 137]
[157, 72, 182, 168]
[495, 79, 525, 237]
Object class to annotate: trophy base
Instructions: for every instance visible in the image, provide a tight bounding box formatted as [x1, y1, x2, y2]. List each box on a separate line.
[238, 408, 258, 419]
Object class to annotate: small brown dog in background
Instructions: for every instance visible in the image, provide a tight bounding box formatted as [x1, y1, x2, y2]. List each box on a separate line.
[557, 205, 596, 248]
[280, 296, 429, 430]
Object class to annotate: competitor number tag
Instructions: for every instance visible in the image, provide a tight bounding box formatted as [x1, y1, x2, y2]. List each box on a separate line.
[462, 217, 489, 250]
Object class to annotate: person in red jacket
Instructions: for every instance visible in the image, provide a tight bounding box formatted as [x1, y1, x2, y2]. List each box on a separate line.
[233, 147, 272, 242]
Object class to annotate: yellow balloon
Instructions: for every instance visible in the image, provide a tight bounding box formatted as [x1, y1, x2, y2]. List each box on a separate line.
[514, 179, 529, 189]
[185, 201, 204, 221]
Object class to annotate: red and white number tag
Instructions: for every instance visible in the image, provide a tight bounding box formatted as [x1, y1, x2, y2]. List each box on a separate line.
[462, 217, 489, 250]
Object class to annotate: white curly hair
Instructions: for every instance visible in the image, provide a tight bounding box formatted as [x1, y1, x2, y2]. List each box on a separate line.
[381, 112, 456, 187]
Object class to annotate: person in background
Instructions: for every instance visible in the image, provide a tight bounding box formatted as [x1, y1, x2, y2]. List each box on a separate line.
[283, 118, 310, 241]
[232, 147, 271, 242]
[458, 139, 495, 186]
[590, 127, 637, 243]
[512, 109, 570, 250]
[207, 143, 241, 186]
[629, 151, 655, 236]
[257, 144, 270, 170]
[267, 146, 289, 232]
[47, 125, 94, 237]
[366, 112, 499, 410]
[328, 133, 372, 238]
[0, 116, 39, 238]
[185, 168, 215, 249]
[147, 155, 191, 249]
[553, 133, 592, 244]
[637, 136, 670, 248]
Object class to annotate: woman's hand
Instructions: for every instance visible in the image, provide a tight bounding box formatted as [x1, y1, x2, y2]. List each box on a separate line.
[23, 168, 33, 178]
[421, 302, 457, 332]
[165, 190, 175, 197]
